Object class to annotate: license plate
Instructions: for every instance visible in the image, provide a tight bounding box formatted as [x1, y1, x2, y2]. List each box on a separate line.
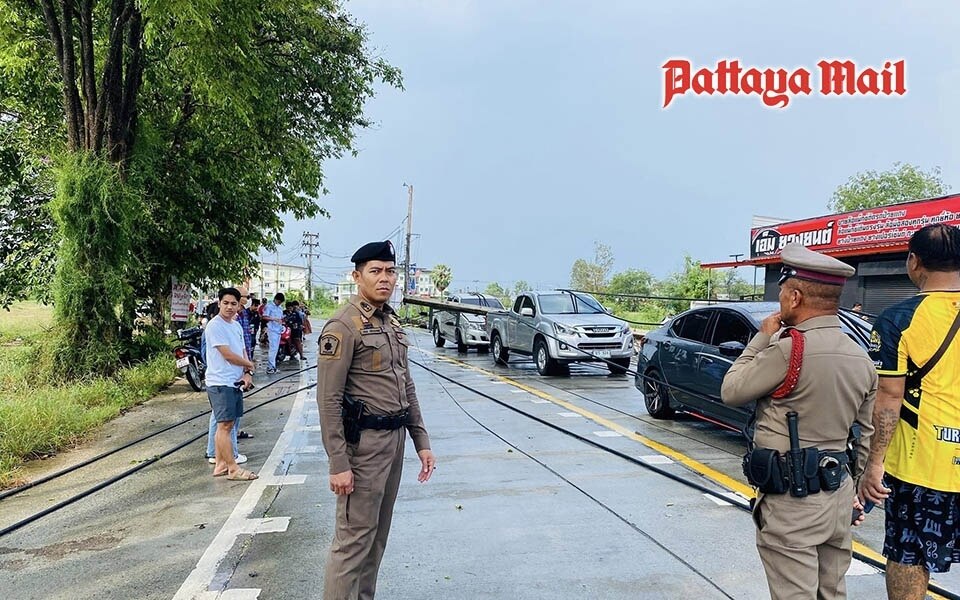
[176, 357, 190, 369]
[594, 350, 611, 358]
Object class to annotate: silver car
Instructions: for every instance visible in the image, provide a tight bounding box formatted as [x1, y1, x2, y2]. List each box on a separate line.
[432, 293, 504, 352]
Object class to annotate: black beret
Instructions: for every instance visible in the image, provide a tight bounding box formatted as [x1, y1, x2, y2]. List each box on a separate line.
[351, 240, 396, 265]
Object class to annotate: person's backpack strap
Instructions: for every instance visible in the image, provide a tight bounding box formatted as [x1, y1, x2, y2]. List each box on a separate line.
[915, 308, 960, 380]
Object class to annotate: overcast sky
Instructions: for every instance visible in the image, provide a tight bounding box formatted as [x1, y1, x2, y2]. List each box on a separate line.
[267, 0, 960, 293]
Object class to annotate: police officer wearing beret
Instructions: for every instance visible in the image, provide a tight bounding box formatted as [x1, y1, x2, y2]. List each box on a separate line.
[317, 240, 436, 600]
[721, 243, 877, 600]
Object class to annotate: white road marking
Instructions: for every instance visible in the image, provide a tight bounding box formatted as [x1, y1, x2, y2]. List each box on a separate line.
[639, 455, 673, 465]
[557, 412, 581, 418]
[593, 431, 622, 438]
[510, 389, 527, 394]
[529, 398, 551, 404]
[846, 559, 881, 576]
[703, 493, 733, 507]
[173, 371, 312, 600]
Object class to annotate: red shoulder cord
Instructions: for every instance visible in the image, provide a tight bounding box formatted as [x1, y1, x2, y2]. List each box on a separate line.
[771, 328, 804, 399]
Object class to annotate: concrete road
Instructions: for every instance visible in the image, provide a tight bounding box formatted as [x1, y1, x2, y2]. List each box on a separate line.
[1, 327, 954, 599]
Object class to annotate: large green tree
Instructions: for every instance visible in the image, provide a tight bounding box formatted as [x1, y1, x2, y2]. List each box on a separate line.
[829, 162, 948, 213]
[0, 0, 399, 376]
[606, 269, 653, 311]
[569, 241, 614, 292]
[657, 254, 722, 315]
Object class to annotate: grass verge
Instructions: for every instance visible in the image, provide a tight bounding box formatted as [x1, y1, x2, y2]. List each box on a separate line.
[0, 302, 177, 488]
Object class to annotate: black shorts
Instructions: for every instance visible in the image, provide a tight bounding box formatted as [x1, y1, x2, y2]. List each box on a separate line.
[290, 329, 303, 341]
[883, 474, 960, 573]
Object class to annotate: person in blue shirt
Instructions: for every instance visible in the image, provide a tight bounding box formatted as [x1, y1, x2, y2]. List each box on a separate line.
[262, 292, 286, 374]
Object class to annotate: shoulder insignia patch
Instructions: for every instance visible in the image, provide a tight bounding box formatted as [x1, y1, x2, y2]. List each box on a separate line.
[319, 333, 342, 360]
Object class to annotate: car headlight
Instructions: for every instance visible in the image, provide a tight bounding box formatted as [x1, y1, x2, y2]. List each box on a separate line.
[621, 324, 632, 335]
[553, 322, 578, 336]
[468, 322, 484, 331]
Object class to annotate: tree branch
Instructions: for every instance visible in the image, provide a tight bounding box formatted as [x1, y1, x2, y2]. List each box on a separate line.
[94, 0, 129, 153]
[116, 5, 143, 164]
[59, 0, 85, 150]
[78, 0, 98, 150]
[38, 0, 80, 150]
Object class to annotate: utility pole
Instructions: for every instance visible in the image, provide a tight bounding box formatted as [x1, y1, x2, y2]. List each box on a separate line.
[301, 232, 320, 303]
[274, 251, 279, 292]
[403, 183, 414, 315]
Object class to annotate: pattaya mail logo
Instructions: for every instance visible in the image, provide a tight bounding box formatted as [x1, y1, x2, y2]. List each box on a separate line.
[662, 58, 906, 109]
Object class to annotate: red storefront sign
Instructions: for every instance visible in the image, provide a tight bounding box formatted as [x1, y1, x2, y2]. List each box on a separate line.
[749, 195, 960, 261]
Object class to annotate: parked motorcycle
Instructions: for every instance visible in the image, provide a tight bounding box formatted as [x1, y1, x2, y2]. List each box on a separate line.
[276, 325, 296, 365]
[174, 327, 206, 391]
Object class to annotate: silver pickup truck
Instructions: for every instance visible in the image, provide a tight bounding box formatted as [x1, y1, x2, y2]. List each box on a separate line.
[486, 290, 634, 376]
[431, 293, 505, 352]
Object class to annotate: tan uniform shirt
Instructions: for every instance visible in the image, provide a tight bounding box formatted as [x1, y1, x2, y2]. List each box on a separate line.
[317, 296, 430, 474]
[721, 315, 877, 475]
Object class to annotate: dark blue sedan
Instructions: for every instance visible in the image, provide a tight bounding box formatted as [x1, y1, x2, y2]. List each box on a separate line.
[634, 302, 873, 432]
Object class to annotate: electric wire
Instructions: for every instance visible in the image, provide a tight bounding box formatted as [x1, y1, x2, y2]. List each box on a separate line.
[0, 364, 316, 502]
[0, 379, 315, 538]
[412, 352, 960, 600]
[423, 359, 737, 599]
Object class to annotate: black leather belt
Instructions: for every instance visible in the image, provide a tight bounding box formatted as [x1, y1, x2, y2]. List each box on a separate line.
[358, 410, 409, 431]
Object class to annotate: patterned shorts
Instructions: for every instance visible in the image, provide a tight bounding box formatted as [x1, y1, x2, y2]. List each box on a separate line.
[883, 474, 960, 573]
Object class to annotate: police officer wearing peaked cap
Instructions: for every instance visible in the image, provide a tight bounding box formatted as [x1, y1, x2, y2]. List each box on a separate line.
[721, 243, 877, 600]
[317, 239, 436, 600]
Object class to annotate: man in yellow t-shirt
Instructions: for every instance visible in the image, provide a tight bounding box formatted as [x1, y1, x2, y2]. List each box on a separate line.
[861, 223, 960, 599]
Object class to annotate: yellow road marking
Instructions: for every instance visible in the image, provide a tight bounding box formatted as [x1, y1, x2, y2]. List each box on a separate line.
[418, 348, 896, 575]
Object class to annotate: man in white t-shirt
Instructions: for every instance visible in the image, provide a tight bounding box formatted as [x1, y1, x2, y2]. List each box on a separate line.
[205, 287, 258, 481]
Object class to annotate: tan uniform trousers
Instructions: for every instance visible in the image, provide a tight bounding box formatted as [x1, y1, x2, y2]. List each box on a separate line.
[323, 428, 405, 600]
[754, 477, 855, 600]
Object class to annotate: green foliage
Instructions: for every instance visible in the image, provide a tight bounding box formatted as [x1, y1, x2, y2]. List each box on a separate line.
[656, 254, 723, 315]
[0, 353, 176, 487]
[829, 162, 949, 213]
[483, 282, 510, 306]
[570, 242, 614, 292]
[48, 153, 143, 379]
[431, 264, 452, 295]
[0, 0, 402, 377]
[513, 280, 530, 296]
[606, 269, 654, 312]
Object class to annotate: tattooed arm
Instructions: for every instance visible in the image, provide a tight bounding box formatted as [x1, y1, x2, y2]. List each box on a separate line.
[858, 376, 905, 504]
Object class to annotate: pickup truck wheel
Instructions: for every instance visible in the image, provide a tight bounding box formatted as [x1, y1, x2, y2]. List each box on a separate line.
[456, 330, 468, 353]
[433, 322, 446, 347]
[491, 333, 509, 365]
[643, 368, 674, 419]
[535, 338, 560, 376]
[607, 357, 631, 376]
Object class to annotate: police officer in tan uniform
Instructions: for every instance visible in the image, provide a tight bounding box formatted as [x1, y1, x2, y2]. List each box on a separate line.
[721, 243, 877, 600]
[317, 240, 436, 600]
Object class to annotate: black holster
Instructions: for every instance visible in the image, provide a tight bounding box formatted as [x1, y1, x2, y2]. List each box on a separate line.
[743, 448, 789, 494]
[341, 393, 365, 445]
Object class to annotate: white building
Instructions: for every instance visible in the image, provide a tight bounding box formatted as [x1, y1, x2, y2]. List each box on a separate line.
[249, 262, 308, 299]
[334, 267, 441, 305]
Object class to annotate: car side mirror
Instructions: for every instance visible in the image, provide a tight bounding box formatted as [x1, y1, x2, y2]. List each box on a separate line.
[520, 307, 534, 317]
[718, 341, 746, 357]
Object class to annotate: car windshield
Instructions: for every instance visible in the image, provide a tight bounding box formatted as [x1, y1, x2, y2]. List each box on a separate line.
[459, 296, 504, 309]
[538, 292, 604, 314]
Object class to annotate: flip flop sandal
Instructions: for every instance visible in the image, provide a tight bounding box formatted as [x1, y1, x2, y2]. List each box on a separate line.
[238, 431, 254, 439]
[213, 470, 228, 477]
[226, 469, 258, 481]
